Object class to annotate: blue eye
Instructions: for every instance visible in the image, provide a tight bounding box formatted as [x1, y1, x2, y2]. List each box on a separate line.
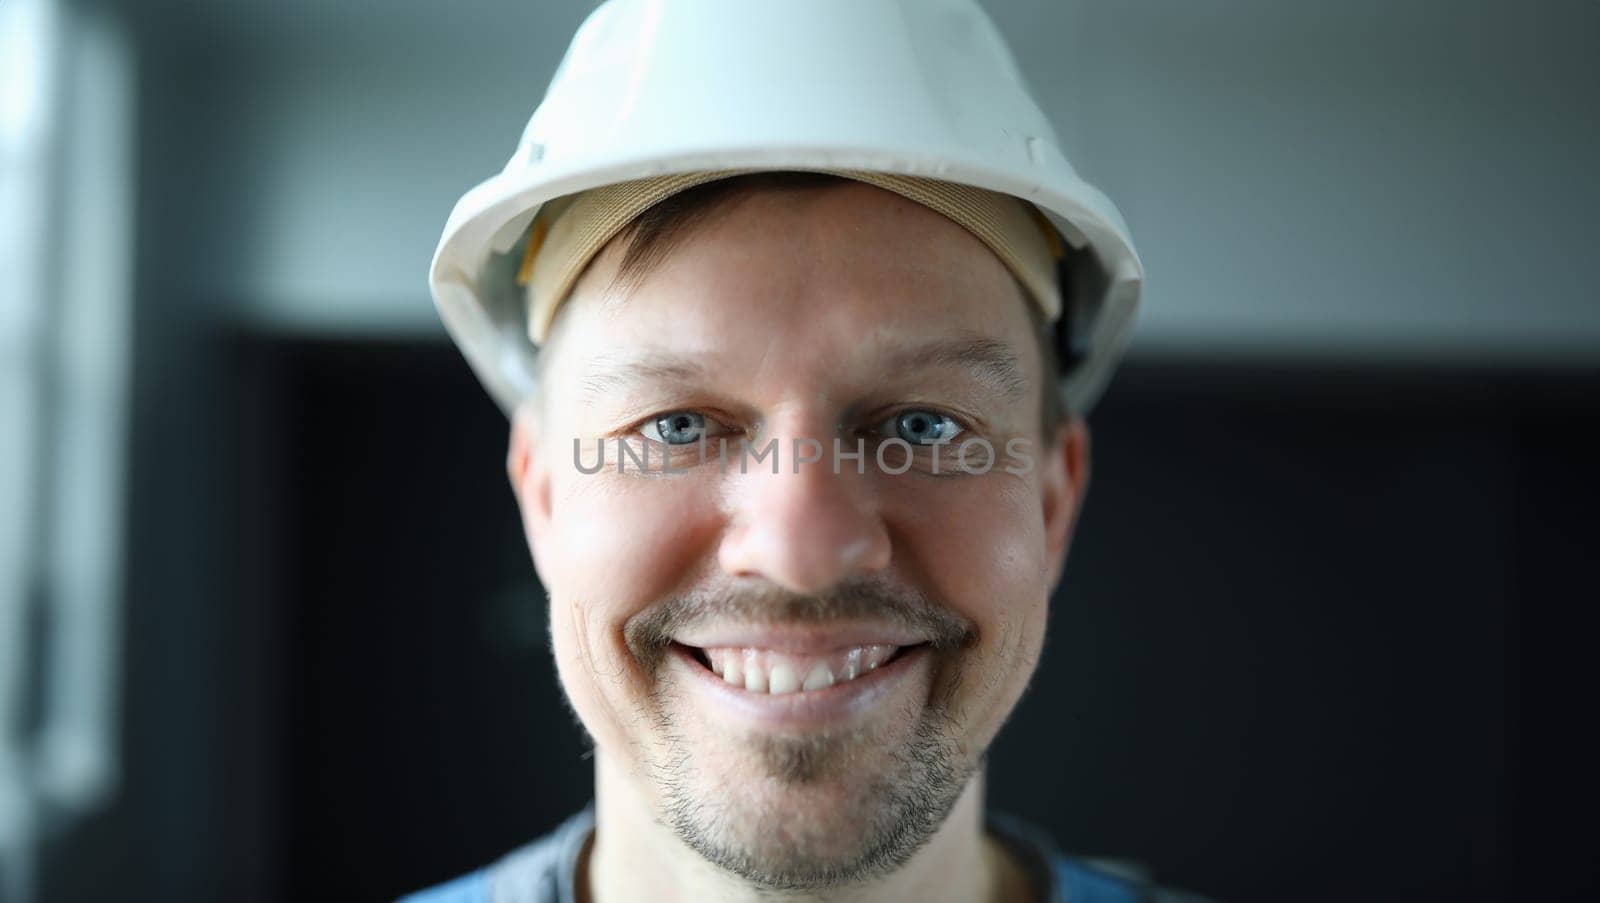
[641, 411, 710, 445]
[884, 409, 963, 446]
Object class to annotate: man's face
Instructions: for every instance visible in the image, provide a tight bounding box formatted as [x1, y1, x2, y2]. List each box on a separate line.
[510, 182, 1087, 889]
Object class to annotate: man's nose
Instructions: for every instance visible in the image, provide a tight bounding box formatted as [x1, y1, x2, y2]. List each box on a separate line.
[717, 436, 892, 595]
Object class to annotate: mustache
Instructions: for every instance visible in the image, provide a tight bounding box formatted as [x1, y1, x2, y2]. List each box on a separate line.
[625, 575, 975, 674]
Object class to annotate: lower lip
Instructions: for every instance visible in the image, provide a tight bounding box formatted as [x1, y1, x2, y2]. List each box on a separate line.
[665, 643, 933, 730]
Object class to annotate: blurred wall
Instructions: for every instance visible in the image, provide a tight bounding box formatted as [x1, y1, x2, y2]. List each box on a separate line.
[130, 0, 1600, 355]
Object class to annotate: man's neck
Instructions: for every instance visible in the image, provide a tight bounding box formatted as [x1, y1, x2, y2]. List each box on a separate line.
[584, 753, 1025, 903]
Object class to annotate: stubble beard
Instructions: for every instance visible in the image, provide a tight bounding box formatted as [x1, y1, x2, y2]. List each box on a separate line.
[648, 693, 980, 893]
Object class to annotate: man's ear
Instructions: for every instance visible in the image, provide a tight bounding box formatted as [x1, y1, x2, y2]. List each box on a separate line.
[1040, 416, 1091, 593]
[508, 399, 554, 571]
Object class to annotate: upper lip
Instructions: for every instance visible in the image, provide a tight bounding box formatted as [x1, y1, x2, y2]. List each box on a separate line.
[671, 624, 931, 654]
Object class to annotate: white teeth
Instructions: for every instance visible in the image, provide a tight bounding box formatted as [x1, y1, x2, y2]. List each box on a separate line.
[699, 644, 903, 695]
[843, 647, 861, 681]
[803, 662, 835, 691]
[743, 649, 767, 692]
[768, 663, 801, 695]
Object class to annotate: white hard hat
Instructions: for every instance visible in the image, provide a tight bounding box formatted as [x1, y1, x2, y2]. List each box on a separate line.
[430, 0, 1144, 416]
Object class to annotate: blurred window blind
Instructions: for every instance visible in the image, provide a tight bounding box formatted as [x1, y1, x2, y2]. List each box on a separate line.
[1, 3, 133, 901]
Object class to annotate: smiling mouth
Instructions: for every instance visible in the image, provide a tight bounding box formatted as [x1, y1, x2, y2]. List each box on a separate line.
[676, 643, 922, 695]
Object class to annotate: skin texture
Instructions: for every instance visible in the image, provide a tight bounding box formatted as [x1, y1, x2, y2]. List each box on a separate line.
[507, 181, 1091, 903]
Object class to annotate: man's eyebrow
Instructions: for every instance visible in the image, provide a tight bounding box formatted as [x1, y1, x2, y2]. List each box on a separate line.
[575, 337, 1029, 403]
[884, 337, 1029, 401]
[577, 351, 713, 404]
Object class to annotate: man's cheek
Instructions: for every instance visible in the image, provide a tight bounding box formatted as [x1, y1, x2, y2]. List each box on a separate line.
[890, 476, 1051, 616]
[545, 473, 722, 602]
[549, 597, 648, 757]
[890, 477, 1050, 719]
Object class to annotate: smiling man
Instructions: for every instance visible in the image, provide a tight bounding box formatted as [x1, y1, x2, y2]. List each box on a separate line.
[403, 2, 1202, 902]
[515, 174, 1080, 902]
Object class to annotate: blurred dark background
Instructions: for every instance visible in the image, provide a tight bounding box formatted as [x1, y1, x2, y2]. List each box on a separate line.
[4, 1, 1598, 902]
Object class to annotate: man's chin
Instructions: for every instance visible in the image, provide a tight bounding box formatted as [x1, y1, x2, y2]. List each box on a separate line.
[667, 789, 921, 890]
[654, 718, 976, 890]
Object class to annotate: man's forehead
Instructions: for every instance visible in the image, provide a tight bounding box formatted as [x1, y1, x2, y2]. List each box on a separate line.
[533, 181, 1048, 412]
